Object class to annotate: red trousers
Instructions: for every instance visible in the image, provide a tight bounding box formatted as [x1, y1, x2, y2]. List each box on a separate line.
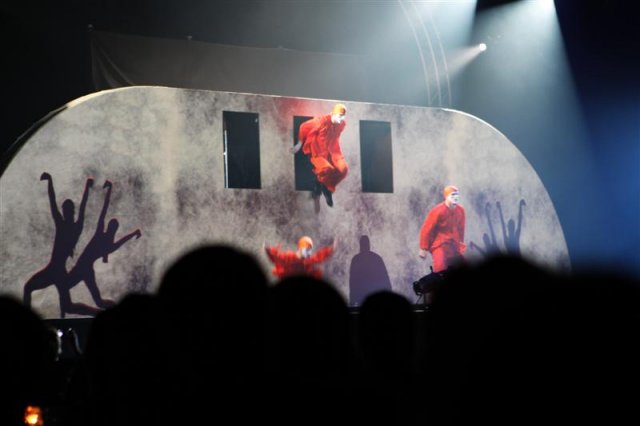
[310, 154, 348, 193]
[431, 241, 464, 272]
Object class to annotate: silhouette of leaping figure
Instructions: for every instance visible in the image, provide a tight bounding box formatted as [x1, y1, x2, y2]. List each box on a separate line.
[497, 199, 526, 256]
[65, 180, 142, 316]
[23, 173, 94, 316]
[469, 202, 500, 257]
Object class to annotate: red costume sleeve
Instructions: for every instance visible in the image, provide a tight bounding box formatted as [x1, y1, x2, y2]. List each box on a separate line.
[265, 245, 302, 278]
[305, 245, 334, 266]
[327, 120, 346, 159]
[419, 204, 442, 252]
[298, 115, 346, 159]
[298, 118, 314, 144]
[265, 245, 283, 263]
[302, 245, 334, 278]
[298, 116, 322, 156]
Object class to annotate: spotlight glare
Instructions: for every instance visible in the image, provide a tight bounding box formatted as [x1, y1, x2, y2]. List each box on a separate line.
[24, 406, 43, 426]
[478, 43, 487, 52]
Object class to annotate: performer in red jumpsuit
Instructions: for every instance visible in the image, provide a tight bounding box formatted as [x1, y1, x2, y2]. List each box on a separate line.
[419, 185, 466, 272]
[265, 236, 334, 279]
[293, 103, 348, 207]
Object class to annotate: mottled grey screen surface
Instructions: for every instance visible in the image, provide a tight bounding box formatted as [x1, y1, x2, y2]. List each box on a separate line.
[0, 87, 569, 318]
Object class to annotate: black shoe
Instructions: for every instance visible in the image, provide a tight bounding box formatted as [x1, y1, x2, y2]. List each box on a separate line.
[321, 185, 333, 207]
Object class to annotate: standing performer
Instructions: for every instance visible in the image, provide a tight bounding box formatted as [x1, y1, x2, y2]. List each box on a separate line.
[265, 236, 335, 279]
[293, 103, 348, 207]
[419, 185, 466, 272]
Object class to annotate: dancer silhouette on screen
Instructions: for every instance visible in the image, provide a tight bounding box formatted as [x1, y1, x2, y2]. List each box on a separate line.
[23, 173, 93, 315]
[470, 202, 500, 257]
[65, 180, 142, 316]
[498, 199, 526, 256]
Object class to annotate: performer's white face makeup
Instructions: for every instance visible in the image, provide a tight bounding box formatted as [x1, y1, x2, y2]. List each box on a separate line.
[331, 113, 345, 124]
[446, 191, 460, 207]
[300, 247, 313, 258]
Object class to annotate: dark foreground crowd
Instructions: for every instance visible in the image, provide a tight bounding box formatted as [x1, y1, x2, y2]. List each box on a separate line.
[2, 246, 638, 426]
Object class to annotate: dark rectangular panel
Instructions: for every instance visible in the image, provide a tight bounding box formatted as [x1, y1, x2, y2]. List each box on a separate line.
[293, 115, 316, 191]
[223, 111, 261, 189]
[360, 120, 393, 193]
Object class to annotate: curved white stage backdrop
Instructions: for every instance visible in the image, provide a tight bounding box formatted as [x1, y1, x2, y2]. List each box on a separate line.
[0, 87, 569, 318]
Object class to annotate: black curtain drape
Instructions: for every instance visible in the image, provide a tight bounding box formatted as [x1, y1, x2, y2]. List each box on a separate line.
[90, 30, 371, 102]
